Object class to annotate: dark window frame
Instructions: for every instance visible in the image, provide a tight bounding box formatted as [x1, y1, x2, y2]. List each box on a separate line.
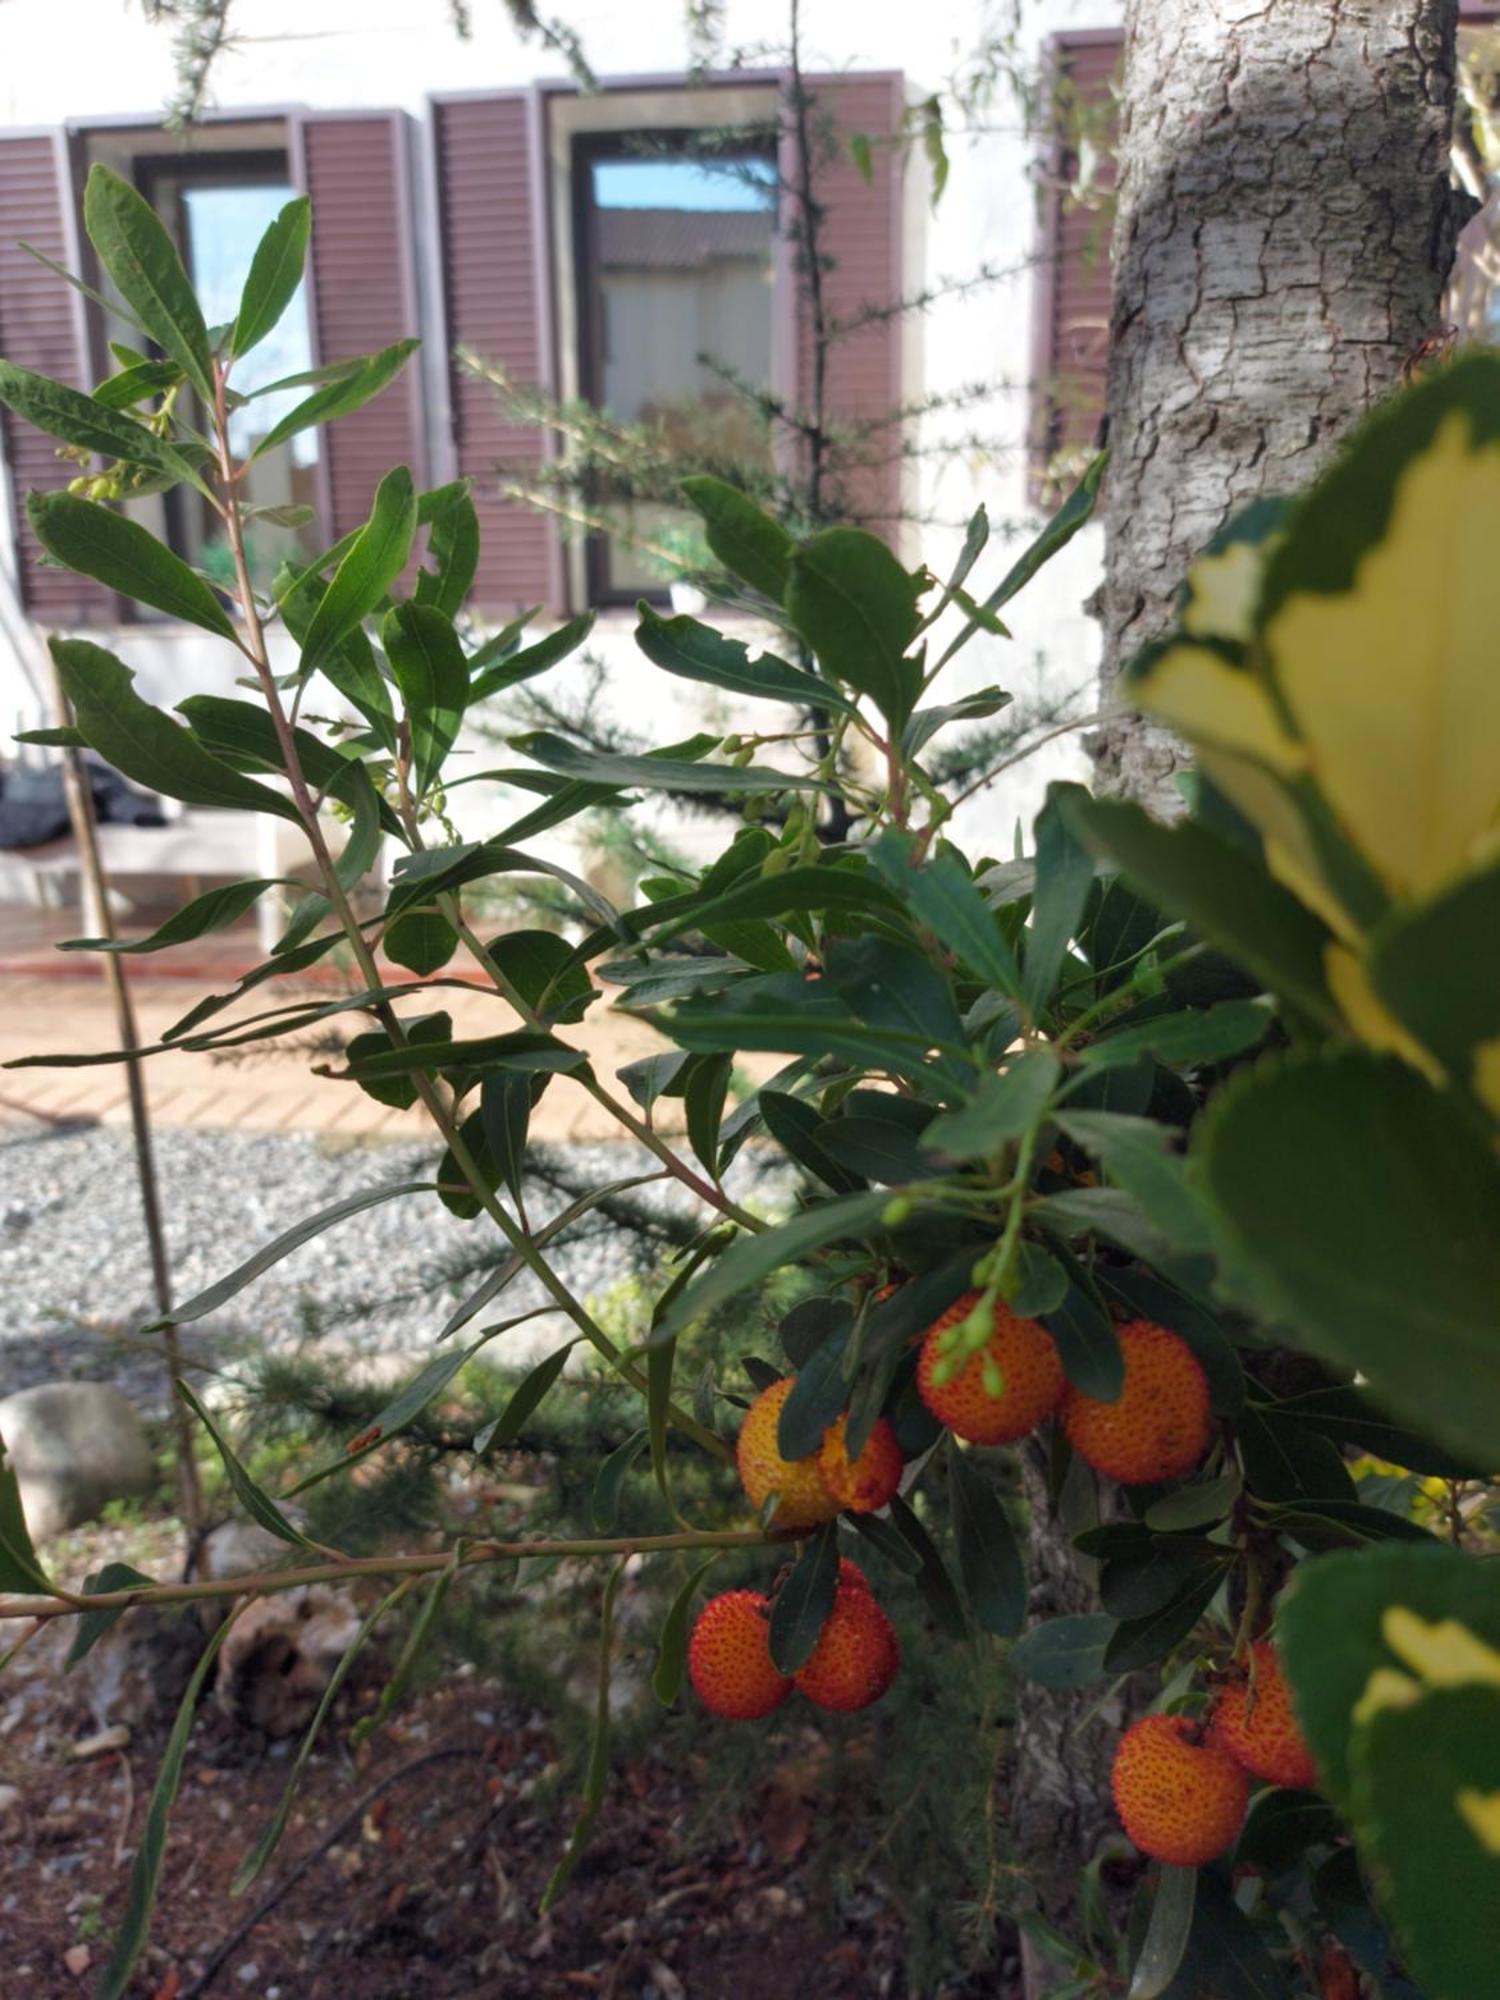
[570, 123, 779, 609]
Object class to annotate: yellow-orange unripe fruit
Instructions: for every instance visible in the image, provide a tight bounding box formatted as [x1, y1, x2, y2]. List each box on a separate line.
[793, 1567, 901, 1712]
[688, 1590, 792, 1719]
[736, 1378, 843, 1530]
[1060, 1319, 1212, 1484]
[1212, 1642, 1318, 1790]
[916, 1292, 1066, 1444]
[817, 1414, 904, 1512]
[1111, 1713, 1250, 1865]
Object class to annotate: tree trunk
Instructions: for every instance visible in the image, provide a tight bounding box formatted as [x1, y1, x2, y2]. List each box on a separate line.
[1094, 0, 1464, 811]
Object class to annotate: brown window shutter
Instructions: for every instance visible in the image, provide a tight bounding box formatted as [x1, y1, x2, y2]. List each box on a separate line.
[1031, 31, 1122, 491]
[431, 92, 559, 617]
[788, 74, 905, 543]
[0, 131, 114, 622]
[292, 111, 425, 542]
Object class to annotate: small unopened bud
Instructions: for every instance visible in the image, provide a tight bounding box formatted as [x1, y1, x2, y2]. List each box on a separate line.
[881, 1195, 913, 1227]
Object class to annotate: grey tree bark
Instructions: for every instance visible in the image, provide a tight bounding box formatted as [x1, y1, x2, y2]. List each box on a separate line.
[1009, 7, 1464, 1996]
[1094, 0, 1464, 811]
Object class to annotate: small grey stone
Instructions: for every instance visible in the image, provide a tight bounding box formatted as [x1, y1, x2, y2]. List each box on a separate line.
[0, 1383, 152, 1541]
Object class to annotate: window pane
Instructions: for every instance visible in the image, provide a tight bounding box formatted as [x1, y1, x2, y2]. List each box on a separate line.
[585, 150, 776, 599]
[178, 179, 321, 594]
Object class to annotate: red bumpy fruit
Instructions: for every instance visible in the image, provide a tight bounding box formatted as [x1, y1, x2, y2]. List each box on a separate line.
[793, 1563, 901, 1713]
[688, 1590, 792, 1720]
[817, 1414, 904, 1512]
[1111, 1713, 1250, 1865]
[736, 1378, 844, 1530]
[916, 1291, 1066, 1445]
[1212, 1641, 1318, 1789]
[1060, 1319, 1212, 1484]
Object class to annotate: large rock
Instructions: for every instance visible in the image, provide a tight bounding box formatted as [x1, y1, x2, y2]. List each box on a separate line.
[0, 1383, 154, 1541]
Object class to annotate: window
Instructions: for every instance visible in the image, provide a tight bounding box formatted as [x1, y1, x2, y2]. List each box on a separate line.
[573, 133, 778, 604]
[134, 152, 322, 596]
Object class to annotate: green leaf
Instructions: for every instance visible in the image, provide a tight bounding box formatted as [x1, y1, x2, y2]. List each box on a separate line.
[590, 1429, 648, 1532]
[64, 1562, 155, 1669]
[653, 1557, 721, 1705]
[1060, 796, 1337, 1026]
[469, 612, 596, 703]
[681, 474, 795, 600]
[252, 336, 420, 460]
[1367, 853, 1500, 1102]
[901, 686, 1012, 759]
[300, 466, 417, 677]
[1267, 1385, 1476, 1479]
[1076, 1000, 1270, 1074]
[97, 1616, 238, 2000]
[682, 1051, 733, 1177]
[1100, 1533, 1226, 1617]
[30, 494, 235, 636]
[1200, 1051, 1500, 1467]
[148, 1182, 436, 1329]
[382, 907, 456, 975]
[777, 1333, 850, 1461]
[816, 1114, 927, 1185]
[383, 600, 467, 794]
[785, 527, 924, 728]
[887, 1492, 968, 1637]
[758, 1090, 867, 1193]
[0, 1439, 49, 1592]
[1266, 1498, 1434, 1551]
[1141, 1472, 1242, 1533]
[352, 1561, 457, 1746]
[279, 568, 397, 750]
[936, 453, 1106, 668]
[1235, 1406, 1356, 1505]
[1026, 784, 1096, 1020]
[480, 1069, 532, 1209]
[176, 694, 401, 832]
[1054, 1110, 1217, 1257]
[514, 729, 823, 795]
[636, 602, 853, 712]
[59, 878, 277, 956]
[947, 1437, 1026, 1638]
[540, 1559, 625, 1912]
[0, 360, 207, 493]
[1130, 1865, 1196, 2000]
[1009, 1613, 1116, 1689]
[769, 1520, 840, 1674]
[231, 195, 310, 358]
[83, 163, 214, 399]
[414, 479, 480, 618]
[1040, 1253, 1124, 1399]
[646, 861, 901, 944]
[475, 1342, 578, 1452]
[177, 1380, 317, 1551]
[922, 1050, 1061, 1160]
[486, 929, 595, 1025]
[655, 1191, 891, 1341]
[51, 639, 299, 822]
[869, 829, 1023, 998]
[1105, 1562, 1228, 1672]
[1158, 1871, 1288, 2000]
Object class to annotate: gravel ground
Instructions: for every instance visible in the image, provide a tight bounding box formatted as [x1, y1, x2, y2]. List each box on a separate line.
[0, 1122, 781, 1413]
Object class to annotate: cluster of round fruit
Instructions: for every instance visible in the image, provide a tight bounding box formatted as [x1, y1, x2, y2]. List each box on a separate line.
[1112, 1641, 1318, 1864]
[689, 1559, 900, 1718]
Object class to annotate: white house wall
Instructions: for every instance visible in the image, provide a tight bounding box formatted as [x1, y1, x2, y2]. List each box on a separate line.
[0, 0, 1123, 861]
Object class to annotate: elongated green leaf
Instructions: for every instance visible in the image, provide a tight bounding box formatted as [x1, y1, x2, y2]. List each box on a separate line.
[1026, 784, 1096, 1019]
[414, 479, 480, 618]
[922, 1050, 1061, 1161]
[887, 1491, 968, 1637]
[1055, 1110, 1217, 1257]
[1104, 1561, 1228, 1672]
[233, 1580, 406, 1893]
[770, 1520, 840, 1674]
[231, 195, 310, 358]
[947, 1437, 1026, 1638]
[300, 466, 417, 675]
[937, 452, 1105, 668]
[681, 1051, 733, 1177]
[0, 1440, 49, 1592]
[84, 163, 214, 398]
[353, 1561, 457, 1747]
[1077, 1000, 1270, 1075]
[514, 729, 822, 795]
[469, 612, 596, 703]
[253, 336, 420, 460]
[902, 686, 1011, 758]
[64, 1562, 155, 1669]
[681, 473, 795, 600]
[91, 358, 183, 409]
[177, 1380, 317, 1550]
[654, 1191, 891, 1340]
[1141, 1473, 1242, 1533]
[480, 1069, 532, 1208]
[1041, 1253, 1124, 1400]
[148, 1182, 436, 1329]
[870, 828, 1023, 997]
[759, 1090, 867, 1193]
[51, 638, 299, 822]
[591, 1429, 648, 1532]
[175, 693, 401, 831]
[475, 1342, 579, 1453]
[777, 1331, 850, 1461]
[30, 494, 235, 636]
[646, 862, 901, 944]
[653, 1557, 721, 1705]
[817, 1114, 927, 1185]
[541, 1559, 625, 1911]
[383, 600, 467, 793]
[635, 602, 851, 712]
[98, 1615, 237, 2000]
[1130, 1866, 1197, 2000]
[1236, 1406, 1355, 1505]
[1009, 1612, 1115, 1688]
[785, 527, 924, 728]
[1268, 1384, 1475, 1479]
[1201, 1051, 1500, 1467]
[60, 878, 278, 956]
[0, 360, 207, 493]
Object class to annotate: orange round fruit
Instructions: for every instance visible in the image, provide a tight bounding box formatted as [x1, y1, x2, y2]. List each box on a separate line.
[1111, 1713, 1250, 1865]
[916, 1292, 1066, 1445]
[736, 1377, 843, 1530]
[794, 1569, 901, 1713]
[688, 1590, 792, 1720]
[817, 1414, 903, 1512]
[1060, 1319, 1212, 1484]
[1212, 1642, 1318, 1789]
